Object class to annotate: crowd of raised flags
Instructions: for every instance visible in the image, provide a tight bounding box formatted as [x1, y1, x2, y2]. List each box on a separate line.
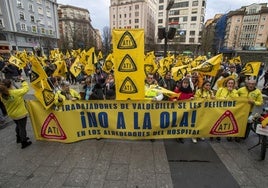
[0, 48, 262, 110]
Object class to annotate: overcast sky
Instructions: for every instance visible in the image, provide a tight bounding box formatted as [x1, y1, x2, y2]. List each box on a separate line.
[57, 0, 268, 33]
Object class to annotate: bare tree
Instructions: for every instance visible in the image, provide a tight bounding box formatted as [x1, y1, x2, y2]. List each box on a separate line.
[102, 26, 111, 56]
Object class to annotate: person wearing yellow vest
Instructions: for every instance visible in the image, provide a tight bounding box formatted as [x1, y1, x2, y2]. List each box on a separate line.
[238, 78, 263, 139]
[144, 74, 163, 101]
[54, 81, 81, 106]
[0, 77, 32, 149]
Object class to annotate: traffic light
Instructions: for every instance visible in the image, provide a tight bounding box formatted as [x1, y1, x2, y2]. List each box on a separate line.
[158, 28, 166, 40]
[167, 27, 176, 40]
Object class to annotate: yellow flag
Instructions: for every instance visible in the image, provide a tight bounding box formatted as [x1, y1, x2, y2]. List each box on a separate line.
[83, 47, 97, 75]
[241, 61, 261, 76]
[69, 57, 83, 77]
[148, 84, 180, 99]
[98, 51, 103, 60]
[102, 53, 114, 73]
[65, 50, 71, 58]
[171, 65, 188, 81]
[192, 54, 222, 77]
[33, 79, 55, 110]
[144, 51, 157, 75]
[9, 55, 26, 69]
[52, 60, 67, 77]
[229, 56, 241, 64]
[29, 56, 55, 109]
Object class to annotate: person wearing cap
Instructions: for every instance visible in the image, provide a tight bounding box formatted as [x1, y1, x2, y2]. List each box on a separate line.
[238, 78, 263, 139]
[54, 81, 81, 106]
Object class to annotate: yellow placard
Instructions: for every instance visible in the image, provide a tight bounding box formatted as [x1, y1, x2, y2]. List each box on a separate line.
[112, 29, 145, 100]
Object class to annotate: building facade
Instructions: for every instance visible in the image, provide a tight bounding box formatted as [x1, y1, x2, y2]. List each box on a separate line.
[0, 0, 59, 56]
[109, 0, 157, 52]
[156, 0, 206, 55]
[57, 4, 102, 51]
[224, 3, 268, 51]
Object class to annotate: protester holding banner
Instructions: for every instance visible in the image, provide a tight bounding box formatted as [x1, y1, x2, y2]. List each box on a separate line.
[104, 73, 115, 100]
[145, 73, 163, 101]
[81, 76, 104, 100]
[195, 80, 215, 142]
[195, 80, 215, 99]
[238, 78, 263, 139]
[158, 71, 176, 100]
[0, 77, 32, 149]
[172, 77, 195, 143]
[216, 77, 239, 142]
[54, 81, 81, 106]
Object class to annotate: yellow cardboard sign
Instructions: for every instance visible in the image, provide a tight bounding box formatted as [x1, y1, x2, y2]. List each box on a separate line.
[112, 29, 145, 100]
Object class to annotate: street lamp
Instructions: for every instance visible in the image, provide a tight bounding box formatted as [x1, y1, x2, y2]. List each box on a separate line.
[36, 19, 42, 56]
[163, 0, 174, 57]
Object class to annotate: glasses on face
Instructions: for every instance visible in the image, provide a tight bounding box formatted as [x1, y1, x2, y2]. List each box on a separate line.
[148, 77, 153, 80]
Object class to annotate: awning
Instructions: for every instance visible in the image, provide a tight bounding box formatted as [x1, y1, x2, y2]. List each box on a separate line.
[0, 49, 10, 54]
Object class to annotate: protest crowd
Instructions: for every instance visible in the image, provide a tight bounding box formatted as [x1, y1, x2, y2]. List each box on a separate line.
[0, 48, 266, 148]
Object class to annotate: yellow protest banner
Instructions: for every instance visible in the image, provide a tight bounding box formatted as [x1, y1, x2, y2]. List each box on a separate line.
[27, 99, 251, 143]
[112, 29, 145, 100]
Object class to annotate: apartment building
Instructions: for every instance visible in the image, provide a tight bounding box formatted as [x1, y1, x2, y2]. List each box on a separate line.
[156, 0, 206, 54]
[57, 4, 102, 51]
[0, 0, 59, 56]
[109, 0, 157, 51]
[224, 3, 268, 50]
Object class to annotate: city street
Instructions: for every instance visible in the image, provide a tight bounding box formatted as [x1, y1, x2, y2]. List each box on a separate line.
[0, 80, 268, 188]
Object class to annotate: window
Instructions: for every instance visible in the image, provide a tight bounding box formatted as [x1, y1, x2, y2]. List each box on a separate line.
[183, 16, 187, 22]
[192, 1, 198, 6]
[159, 5, 164, 10]
[37, 0, 42, 4]
[189, 38, 195, 43]
[41, 28, 45, 34]
[135, 25, 139, 28]
[21, 23, 27, 31]
[159, 0, 164, 3]
[46, 10, 51, 17]
[45, 0, 50, 8]
[32, 25, 37, 33]
[159, 12, 163, 17]
[135, 5, 139, 10]
[47, 20, 52, 27]
[135, 12, 139, 17]
[129, 6, 131, 11]
[29, 4, 34, 12]
[190, 31, 195, 35]
[38, 7, 43, 14]
[191, 16, 197, 21]
[49, 30, 53, 35]
[135, 19, 139, 23]
[158, 19, 163, 24]
[30, 15, 35, 22]
[192, 8, 197, 14]
[0, 19, 4, 27]
[19, 12, 25, 20]
[17, 0, 23, 8]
